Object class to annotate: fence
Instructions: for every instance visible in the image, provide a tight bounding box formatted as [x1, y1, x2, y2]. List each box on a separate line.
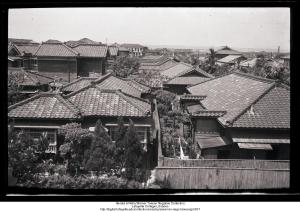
[155, 157, 290, 189]
[159, 157, 290, 169]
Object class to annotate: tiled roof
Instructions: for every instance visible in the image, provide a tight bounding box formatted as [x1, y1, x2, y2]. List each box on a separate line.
[61, 77, 98, 93]
[166, 77, 210, 85]
[35, 43, 79, 57]
[217, 55, 243, 63]
[160, 62, 193, 78]
[180, 95, 206, 101]
[94, 75, 145, 98]
[240, 58, 257, 68]
[191, 110, 227, 117]
[66, 87, 151, 117]
[13, 44, 40, 56]
[195, 133, 231, 149]
[187, 72, 276, 126]
[19, 71, 54, 86]
[232, 84, 290, 128]
[108, 46, 118, 56]
[139, 59, 178, 71]
[122, 78, 151, 93]
[72, 44, 108, 58]
[8, 93, 80, 119]
[8, 38, 35, 44]
[176, 67, 214, 78]
[216, 46, 241, 55]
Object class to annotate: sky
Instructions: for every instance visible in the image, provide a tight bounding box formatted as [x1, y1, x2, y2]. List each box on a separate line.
[8, 8, 290, 51]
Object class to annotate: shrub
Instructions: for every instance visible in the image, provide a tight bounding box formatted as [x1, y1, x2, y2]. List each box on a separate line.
[21, 174, 145, 189]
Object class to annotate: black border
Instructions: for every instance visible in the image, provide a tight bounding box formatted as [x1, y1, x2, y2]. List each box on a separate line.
[1, 0, 299, 201]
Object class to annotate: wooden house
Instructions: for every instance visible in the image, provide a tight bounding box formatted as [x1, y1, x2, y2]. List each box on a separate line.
[181, 71, 290, 160]
[163, 67, 214, 95]
[8, 74, 154, 154]
[215, 46, 243, 60]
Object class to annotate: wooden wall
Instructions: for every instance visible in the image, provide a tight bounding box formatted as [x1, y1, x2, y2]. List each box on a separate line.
[77, 58, 104, 77]
[155, 166, 289, 189]
[155, 157, 290, 189]
[37, 58, 77, 82]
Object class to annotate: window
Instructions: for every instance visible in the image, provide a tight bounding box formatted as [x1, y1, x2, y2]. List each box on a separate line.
[107, 125, 150, 150]
[25, 129, 57, 154]
[196, 119, 219, 134]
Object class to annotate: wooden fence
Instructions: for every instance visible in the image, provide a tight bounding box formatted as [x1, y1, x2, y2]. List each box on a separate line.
[155, 157, 290, 189]
[159, 157, 290, 170]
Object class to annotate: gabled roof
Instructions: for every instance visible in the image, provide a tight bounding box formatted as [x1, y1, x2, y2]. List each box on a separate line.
[165, 77, 210, 86]
[61, 73, 150, 97]
[232, 84, 290, 128]
[94, 75, 147, 98]
[139, 58, 178, 71]
[66, 87, 151, 117]
[108, 46, 118, 56]
[72, 44, 108, 58]
[187, 71, 282, 127]
[8, 93, 80, 119]
[35, 42, 79, 57]
[216, 46, 242, 55]
[217, 55, 244, 64]
[160, 62, 193, 78]
[9, 43, 40, 56]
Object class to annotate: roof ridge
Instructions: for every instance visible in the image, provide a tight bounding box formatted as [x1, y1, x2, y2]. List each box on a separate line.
[26, 71, 55, 80]
[233, 70, 275, 83]
[227, 82, 277, 126]
[61, 43, 80, 56]
[23, 71, 39, 84]
[115, 90, 150, 115]
[187, 71, 234, 89]
[64, 83, 94, 98]
[92, 72, 112, 84]
[54, 95, 81, 117]
[61, 77, 86, 90]
[10, 44, 22, 55]
[33, 44, 43, 56]
[64, 73, 112, 97]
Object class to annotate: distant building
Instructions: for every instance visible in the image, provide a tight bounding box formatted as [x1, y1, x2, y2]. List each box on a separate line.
[215, 46, 243, 60]
[120, 43, 146, 57]
[281, 55, 290, 69]
[34, 39, 108, 82]
[216, 55, 247, 66]
[8, 38, 40, 70]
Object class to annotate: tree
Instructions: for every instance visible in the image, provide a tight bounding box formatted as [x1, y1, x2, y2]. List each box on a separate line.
[58, 123, 92, 176]
[122, 120, 144, 181]
[111, 56, 140, 78]
[208, 48, 217, 73]
[114, 117, 128, 174]
[84, 120, 116, 174]
[8, 71, 28, 106]
[152, 90, 176, 116]
[8, 127, 50, 183]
